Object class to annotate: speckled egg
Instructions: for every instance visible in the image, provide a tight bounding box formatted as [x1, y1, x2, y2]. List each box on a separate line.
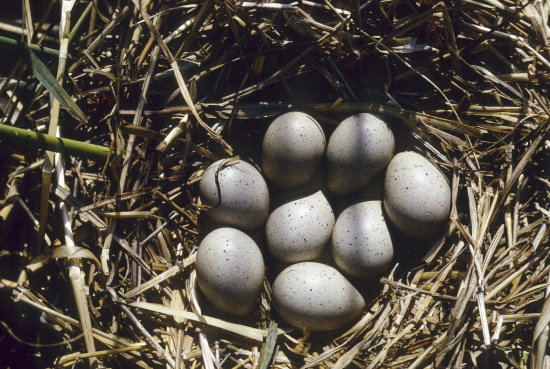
[262, 112, 326, 189]
[384, 151, 451, 238]
[332, 201, 394, 279]
[266, 191, 335, 263]
[326, 113, 395, 196]
[199, 159, 269, 231]
[196, 227, 265, 316]
[272, 262, 365, 332]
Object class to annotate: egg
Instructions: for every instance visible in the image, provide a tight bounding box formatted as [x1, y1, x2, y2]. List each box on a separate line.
[326, 113, 395, 196]
[199, 158, 269, 231]
[262, 112, 326, 189]
[383, 151, 451, 238]
[196, 227, 265, 316]
[272, 262, 365, 331]
[332, 201, 394, 279]
[266, 191, 335, 263]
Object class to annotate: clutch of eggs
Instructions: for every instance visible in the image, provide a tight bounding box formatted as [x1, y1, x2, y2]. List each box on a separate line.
[196, 112, 451, 331]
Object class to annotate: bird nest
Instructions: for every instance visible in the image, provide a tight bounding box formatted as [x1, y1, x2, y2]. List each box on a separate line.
[0, 0, 549, 368]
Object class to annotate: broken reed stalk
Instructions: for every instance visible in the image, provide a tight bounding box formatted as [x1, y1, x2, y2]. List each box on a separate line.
[35, 0, 98, 364]
[54, 149, 97, 365]
[37, 0, 76, 252]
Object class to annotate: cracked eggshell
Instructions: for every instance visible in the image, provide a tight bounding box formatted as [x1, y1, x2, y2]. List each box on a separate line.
[326, 113, 395, 196]
[266, 191, 335, 263]
[199, 159, 269, 231]
[332, 201, 394, 280]
[272, 262, 365, 332]
[196, 227, 265, 316]
[262, 112, 326, 189]
[383, 151, 451, 238]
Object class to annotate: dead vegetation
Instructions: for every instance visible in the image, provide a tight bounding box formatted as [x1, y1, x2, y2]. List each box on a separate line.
[0, 0, 549, 368]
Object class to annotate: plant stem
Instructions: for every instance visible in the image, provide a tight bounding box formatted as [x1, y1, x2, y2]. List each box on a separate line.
[0, 35, 74, 61]
[0, 124, 110, 162]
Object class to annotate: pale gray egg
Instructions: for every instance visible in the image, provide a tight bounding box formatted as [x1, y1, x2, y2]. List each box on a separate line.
[266, 191, 335, 263]
[326, 113, 394, 196]
[199, 159, 270, 231]
[262, 112, 326, 189]
[272, 262, 365, 332]
[384, 151, 451, 238]
[196, 227, 265, 316]
[332, 201, 394, 279]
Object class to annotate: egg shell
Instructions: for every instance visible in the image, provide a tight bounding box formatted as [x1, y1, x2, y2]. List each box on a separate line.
[272, 262, 365, 332]
[326, 113, 395, 196]
[266, 191, 335, 263]
[262, 112, 326, 189]
[199, 159, 270, 231]
[383, 151, 451, 238]
[196, 227, 265, 316]
[332, 201, 394, 280]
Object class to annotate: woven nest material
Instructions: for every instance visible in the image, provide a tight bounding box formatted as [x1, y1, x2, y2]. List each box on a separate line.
[0, 0, 549, 368]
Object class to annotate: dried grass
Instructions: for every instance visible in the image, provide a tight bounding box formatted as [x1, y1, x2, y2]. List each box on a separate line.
[0, 0, 549, 368]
